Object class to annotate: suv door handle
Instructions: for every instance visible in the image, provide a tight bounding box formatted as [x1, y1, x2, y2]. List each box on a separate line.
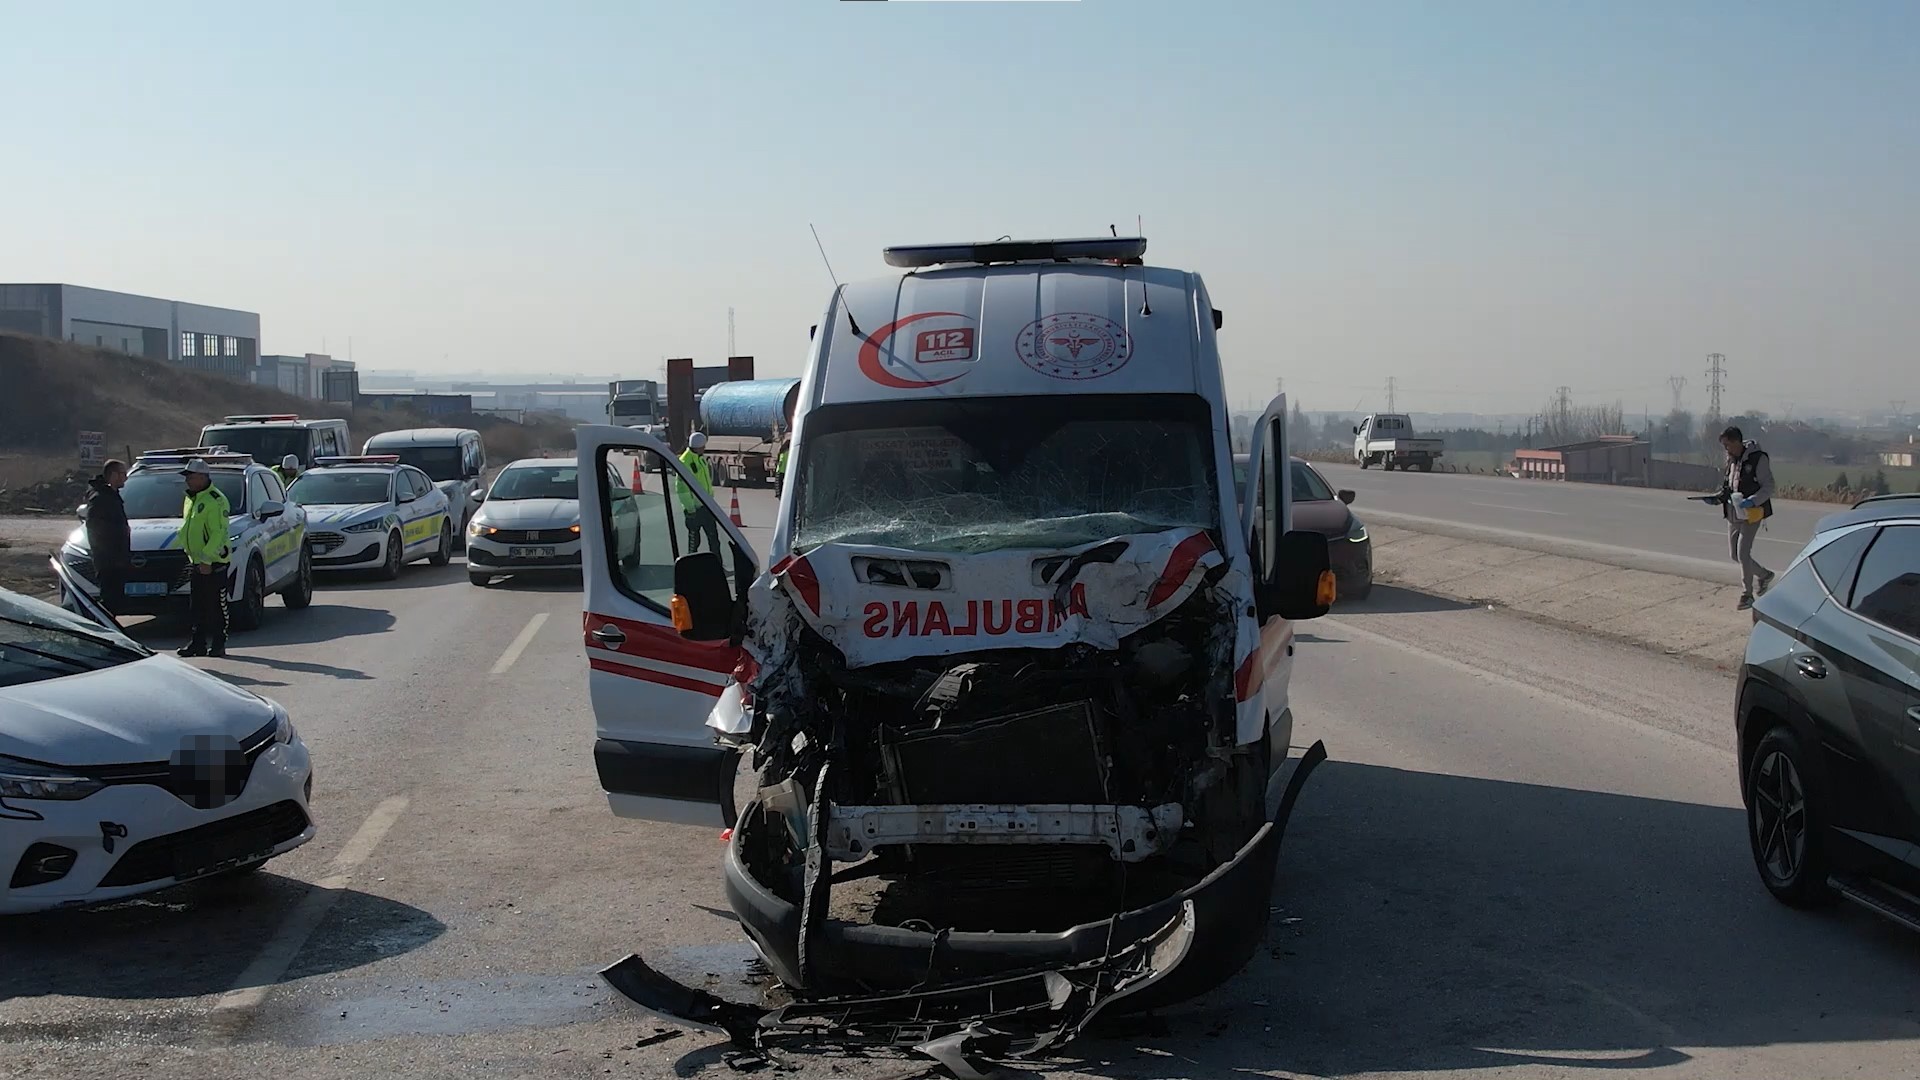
[1795, 655, 1828, 679]
[590, 624, 626, 648]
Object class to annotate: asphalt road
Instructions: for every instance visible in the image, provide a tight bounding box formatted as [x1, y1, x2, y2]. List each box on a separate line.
[1313, 460, 1834, 576]
[6, 488, 1920, 1079]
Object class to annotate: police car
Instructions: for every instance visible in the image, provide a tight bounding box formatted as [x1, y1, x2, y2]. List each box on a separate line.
[59, 448, 314, 631]
[286, 456, 455, 579]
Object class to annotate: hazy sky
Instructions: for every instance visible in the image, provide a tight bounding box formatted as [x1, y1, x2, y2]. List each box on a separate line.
[4, 1, 1916, 417]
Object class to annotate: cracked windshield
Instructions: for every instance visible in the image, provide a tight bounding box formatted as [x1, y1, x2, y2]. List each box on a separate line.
[2, 4, 1916, 1080]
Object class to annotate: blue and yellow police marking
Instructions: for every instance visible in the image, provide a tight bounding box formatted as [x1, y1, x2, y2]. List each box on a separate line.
[264, 524, 306, 564]
[401, 511, 444, 547]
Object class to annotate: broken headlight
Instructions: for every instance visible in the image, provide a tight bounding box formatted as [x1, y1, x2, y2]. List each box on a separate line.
[0, 756, 105, 801]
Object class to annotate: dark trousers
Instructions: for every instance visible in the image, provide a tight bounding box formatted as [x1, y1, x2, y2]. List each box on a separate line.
[684, 507, 721, 554]
[96, 568, 125, 615]
[189, 565, 229, 646]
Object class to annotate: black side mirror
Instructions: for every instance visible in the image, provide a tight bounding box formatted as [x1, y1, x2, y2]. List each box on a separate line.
[673, 551, 732, 641]
[1351, 426, 1360, 435]
[1337, 490, 1356, 505]
[1254, 530, 1334, 622]
[258, 501, 286, 520]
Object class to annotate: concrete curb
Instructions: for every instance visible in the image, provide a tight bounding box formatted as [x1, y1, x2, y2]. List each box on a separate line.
[1367, 522, 1758, 669]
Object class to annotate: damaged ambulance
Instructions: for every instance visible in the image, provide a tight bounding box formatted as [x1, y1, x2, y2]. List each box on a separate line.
[575, 236, 1336, 1066]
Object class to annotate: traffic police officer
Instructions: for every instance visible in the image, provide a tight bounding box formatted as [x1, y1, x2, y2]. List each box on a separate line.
[273, 454, 301, 489]
[677, 432, 721, 553]
[179, 458, 232, 657]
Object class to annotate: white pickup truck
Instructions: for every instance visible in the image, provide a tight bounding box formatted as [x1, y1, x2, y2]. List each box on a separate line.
[1353, 413, 1443, 471]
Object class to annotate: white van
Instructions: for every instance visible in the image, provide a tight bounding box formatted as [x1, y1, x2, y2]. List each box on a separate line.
[362, 428, 487, 538]
[575, 237, 1334, 1057]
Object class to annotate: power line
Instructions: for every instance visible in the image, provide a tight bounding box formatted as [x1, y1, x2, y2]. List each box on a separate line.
[1667, 375, 1688, 412]
[1705, 353, 1727, 421]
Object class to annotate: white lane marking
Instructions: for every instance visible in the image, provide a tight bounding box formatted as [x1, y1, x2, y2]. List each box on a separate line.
[1694, 529, 1804, 547]
[1468, 502, 1569, 516]
[203, 795, 410, 1031]
[1319, 617, 1726, 764]
[491, 612, 550, 675]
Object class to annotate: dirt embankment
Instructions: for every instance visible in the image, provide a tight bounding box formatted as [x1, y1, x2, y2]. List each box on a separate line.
[0, 332, 574, 516]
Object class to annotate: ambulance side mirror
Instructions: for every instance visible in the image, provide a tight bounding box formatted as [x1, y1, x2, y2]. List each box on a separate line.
[673, 551, 732, 642]
[1256, 530, 1334, 622]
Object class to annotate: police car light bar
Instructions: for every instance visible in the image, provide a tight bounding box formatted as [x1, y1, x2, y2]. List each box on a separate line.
[312, 455, 401, 466]
[136, 449, 254, 466]
[882, 237, 1148, 269]
[221, 413, 302, 423]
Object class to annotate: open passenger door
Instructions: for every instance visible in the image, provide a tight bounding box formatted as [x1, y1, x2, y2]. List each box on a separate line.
[1240, 393, 1293, 569]
[1241, 394, 1332, 623]
[576, 425, 759, 828]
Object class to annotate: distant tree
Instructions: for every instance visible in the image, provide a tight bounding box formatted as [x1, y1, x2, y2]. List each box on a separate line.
[1290, 401, 1310, 444]
[1321, 414, 1353, 447]
[1537, 397, 1627, 445]
[1659, 408, 1695, 454]
[1870, 469, 1892, 496]
[1831, 472, 1851, 493]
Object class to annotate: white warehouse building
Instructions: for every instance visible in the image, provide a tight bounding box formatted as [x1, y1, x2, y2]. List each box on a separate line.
[0, 283, 260, 380]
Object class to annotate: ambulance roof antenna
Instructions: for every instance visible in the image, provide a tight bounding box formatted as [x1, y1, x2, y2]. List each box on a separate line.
[810, 223, 859, 336]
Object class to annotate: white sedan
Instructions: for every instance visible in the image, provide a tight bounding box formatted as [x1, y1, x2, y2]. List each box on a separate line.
[0, 564, 315, 914]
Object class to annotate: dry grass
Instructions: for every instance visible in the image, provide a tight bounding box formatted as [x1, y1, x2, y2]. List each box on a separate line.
[0, 332, 576, 511]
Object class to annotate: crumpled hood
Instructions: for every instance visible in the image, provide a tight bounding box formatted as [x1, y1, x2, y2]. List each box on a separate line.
[0, 654, 276, 766]
[476, 498, 579, 530]
[303, 503, 392, 528]
[770, 528, 1227, 670]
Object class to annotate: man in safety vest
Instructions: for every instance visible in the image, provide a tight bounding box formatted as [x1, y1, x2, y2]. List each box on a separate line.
[179, 458, 233, 657]
[273, 454, 301, 490]
[678, 432, 722, 554]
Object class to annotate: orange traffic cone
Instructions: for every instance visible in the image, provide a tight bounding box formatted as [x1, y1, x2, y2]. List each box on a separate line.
[729, 487, 744, 527]
[631, 457, 644, 493]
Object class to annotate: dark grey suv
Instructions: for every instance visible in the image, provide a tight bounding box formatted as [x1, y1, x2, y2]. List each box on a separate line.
[1738, 494, 1920, 927]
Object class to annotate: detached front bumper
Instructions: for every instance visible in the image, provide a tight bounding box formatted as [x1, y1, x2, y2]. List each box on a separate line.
[602, 742, 1327, 1068]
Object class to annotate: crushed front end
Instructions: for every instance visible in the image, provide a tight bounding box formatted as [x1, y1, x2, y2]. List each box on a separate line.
[605, 528, 1325, 1067]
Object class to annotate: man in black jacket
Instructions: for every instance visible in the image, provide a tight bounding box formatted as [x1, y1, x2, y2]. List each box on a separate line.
[84, 459, 132, 613]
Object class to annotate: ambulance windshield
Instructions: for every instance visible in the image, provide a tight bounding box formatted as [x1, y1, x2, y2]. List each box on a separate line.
[793, 395, 1219, 555]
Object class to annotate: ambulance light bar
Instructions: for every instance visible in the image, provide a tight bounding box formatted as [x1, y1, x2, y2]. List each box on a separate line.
[883, 237, 1147, 269]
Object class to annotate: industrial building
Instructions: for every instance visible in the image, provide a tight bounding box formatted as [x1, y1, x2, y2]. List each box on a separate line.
[255, 353, 355, 399]
[0, 283, 260, 378]
[1510, 435, 1723, 490]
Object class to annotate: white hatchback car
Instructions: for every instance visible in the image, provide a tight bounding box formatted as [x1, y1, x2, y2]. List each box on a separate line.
[1, 565, 315, 914]
[466, 457, 639, 586]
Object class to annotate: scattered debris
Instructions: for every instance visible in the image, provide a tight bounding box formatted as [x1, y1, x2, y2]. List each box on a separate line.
[632, 1027, 685, 1049]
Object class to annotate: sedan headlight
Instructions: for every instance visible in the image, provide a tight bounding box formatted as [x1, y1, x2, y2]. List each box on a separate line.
[271, 703, 296, 745]
[569, 522, 581, 535]
[470, 521, 500, 537]
[343, 518, 388, 533]
[1346, 520, 1369, 543]
[0, 756, 105, 801]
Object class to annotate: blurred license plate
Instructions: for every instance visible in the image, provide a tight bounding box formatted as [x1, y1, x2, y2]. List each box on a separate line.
[126, 582, 168, 596]
[510, 546, 555, 558]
